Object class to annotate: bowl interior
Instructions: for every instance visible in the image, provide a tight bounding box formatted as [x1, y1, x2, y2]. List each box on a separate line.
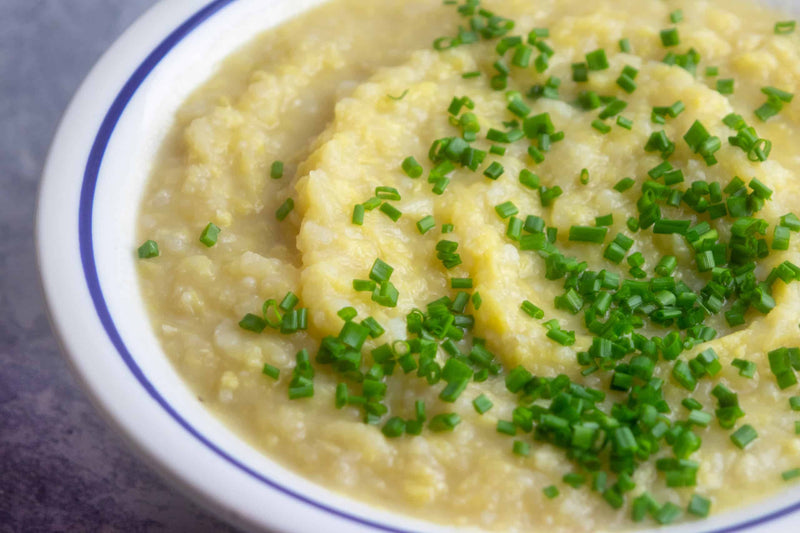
[40, 0, 800, 531]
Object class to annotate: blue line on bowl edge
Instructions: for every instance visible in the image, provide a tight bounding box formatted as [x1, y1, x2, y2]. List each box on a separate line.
[74, 0, 800, 531]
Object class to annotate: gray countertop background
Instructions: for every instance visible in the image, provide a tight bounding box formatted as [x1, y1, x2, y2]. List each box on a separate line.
[0, 1, 238, 531]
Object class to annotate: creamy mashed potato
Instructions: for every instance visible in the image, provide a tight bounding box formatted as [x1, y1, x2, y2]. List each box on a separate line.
[137, 0, 800, 530]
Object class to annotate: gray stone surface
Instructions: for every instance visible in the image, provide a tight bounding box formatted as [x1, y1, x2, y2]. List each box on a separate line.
[0, 2, 238, 532]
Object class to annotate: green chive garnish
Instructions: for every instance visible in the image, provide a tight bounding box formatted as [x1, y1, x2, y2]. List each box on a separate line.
[568, 226, 608, 243]
[402, 156, 423, 178]
[660, 28, 680, 47]
[199, 222, 221, 247]
[586, 49, 609, 70]
[730, 424, 758, 449]
[270, 161, 284, 179]
[543, 485, 559, 499]
[137, 240, 159, 259]
[262, 363, 280, 380]
[417, 215, 436, 234]
[379, 202, 402, 222]
[717, 78, 735, 94]
[275, 198, 294, 221]
[775, 21, 796, 34]
[495, 201, 518, 219]
[352, 204, 365, 225]
[473, 394, 493, 414]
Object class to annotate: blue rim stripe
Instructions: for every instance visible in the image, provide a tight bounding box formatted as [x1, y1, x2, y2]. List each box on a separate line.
[76, 1, 800, 532]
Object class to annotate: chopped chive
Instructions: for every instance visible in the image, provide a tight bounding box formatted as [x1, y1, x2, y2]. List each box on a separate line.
[199, 222, 221, 247]
[706, 66, 719, 77]
[361, 316, 384, 338]
[572, 62, 588, 82]
[732, 358, 757, 378]
[262, 363, 280, 379]
[270, 161, 284, 179]
[616, 116, 633, 129]
[750, 177, 773, 199]
[619, 38, 631, 53]
[568, 226, 608, 243]
[684, 120, 710, 150]
[462, 71, 481, 79]
[473, 394, 493, 414]
[687, 495, 711, 517]
[632, 492, 658, 521]
[563, 473, 586, 488]
[519, 169, 540, 189]
[387, 89, 409, 101]
[484, 161, 505, 180]
[672, 361, 697, 391]
[279, 292, 299, 312]
[586, 49, 609, 70]
[369, 258, 393, 283]
[352, 204, 365, 225]
[614, 177, 635, 192]
[774, 225, 791, 250]
[670, 9, 683, 23]
[530, 27, 549, 39]
[497, 419, 516, 435]
[780, 213, 800, 231]
[762, 86, 794, 103]
[507, 217, 523, 240]
[402, 156, 423, 178]
[543, 485, 559, 499]
[379, 202, 402, 222]
[528, 145, 545, 164]
[429, 413, 461, 432]
[545, 324, 575, 346]
[376, 186, 401, 201]
[688, 410, 713, 427]
[595, 214, 613, 227]
[617, 73, 637, 93]
[239, 313, 266, 333]
[381, 417, 406, 438]
[591, 119, 611, 134]
[137, 240, 159, 259]
[730, 424, 758, 449]
[655, 502, 682, 525]
[275, 198, 294, 221]
[790, 397, 800, 411]
[353, 279, 376, 292]
[512, 440, 530, 456]
[783, 468, 800, 481]
[495, 201, 519, 219]
[775, 21, 796, 35]
[451, 277, 473, 289]
[660, 28, 680, 47]
[363, 197, 381, 210]
[653, 218, 691, 235]
[579, 168, 590, 184]
[599, 99, 627, 119]
[472, 292, 482, 310]
[417, 215, 436, 234]
[540, 185, 562, 206]
[521, 300, 544, 319]
[717, 78, 735, 95]
[512, 44, 533, 68]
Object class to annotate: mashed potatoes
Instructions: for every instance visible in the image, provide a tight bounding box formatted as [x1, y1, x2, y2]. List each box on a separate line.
[137, 0, 800, 530]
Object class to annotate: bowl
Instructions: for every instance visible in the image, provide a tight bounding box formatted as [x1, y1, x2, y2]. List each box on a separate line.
[36, 0, 800, 532]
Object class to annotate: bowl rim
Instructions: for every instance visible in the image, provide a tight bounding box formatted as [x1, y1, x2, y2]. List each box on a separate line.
[36, 0, 800, 532]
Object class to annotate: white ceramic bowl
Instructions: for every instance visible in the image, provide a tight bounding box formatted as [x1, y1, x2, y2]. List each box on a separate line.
[36, 1, 800, 532]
